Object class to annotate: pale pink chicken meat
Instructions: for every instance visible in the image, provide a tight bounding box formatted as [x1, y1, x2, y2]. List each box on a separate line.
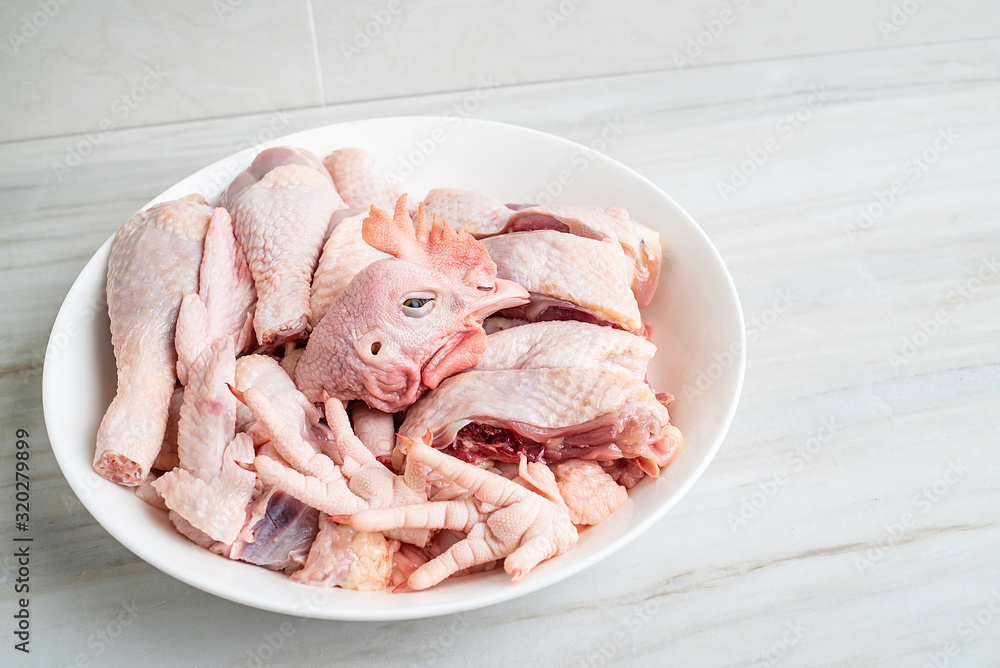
[246, 391, 426, 517]
[351, 403, 396, 461]
[342, 435, 578, 591]
[220, 146, 328, 210]
[234, 353, 321, 443]
[173, 337, 238, 480]
[291, 516, 392, 591]
[483, 230, 642, 332]
[153, 433, 256, 544]
[151, 386, 184, 472]
[295, 195, 530, 412]
[323, 148, 401, 212]
[98, 150, 683, 593]
[243, 390, 432, 547]
[169, 207, 255, 477]
[94, 198, 212, 486]
[309, 211, 389, 327]
[394, 368, 684, 479]
[154, 339, 256, 545]
[154, 207, 259, 543]
[225, 147, 345, 346]
[505, 205, 662, 308]
[475, 320, 656, 379]
[420, 188, 514, 237]
[551, 459, 628, 526]
[174, 207, 256, 385]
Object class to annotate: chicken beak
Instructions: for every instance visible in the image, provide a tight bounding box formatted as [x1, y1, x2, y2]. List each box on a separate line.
[469, 278, 530, 320]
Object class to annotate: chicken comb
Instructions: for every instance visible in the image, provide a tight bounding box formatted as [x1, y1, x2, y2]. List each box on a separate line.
[362, 194, 496, 283]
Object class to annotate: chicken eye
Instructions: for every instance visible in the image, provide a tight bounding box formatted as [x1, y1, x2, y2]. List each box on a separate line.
[401, 294, 435, 318]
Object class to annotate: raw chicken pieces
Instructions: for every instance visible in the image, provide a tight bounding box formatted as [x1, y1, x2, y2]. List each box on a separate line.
[95, 197, 213, 486]
[484, 230, 642, 331]
[229, 489, 319, 572]
[309, 212, 389, 326]
[323, 148, 401, 213]
[226, 147, 344, 346]
[475, 320, 656, 379]
[154, 207, 257, 543]
[343, 435, 578, 591]
[95, 143, 684, 595]
[505, 205, 662, 307]
[552, 460, 629, 526]
[394, 367, 683, 476]
[291, 517, 392, 591]
[420, 188, 513, 237]
[295, 195, 529, 412]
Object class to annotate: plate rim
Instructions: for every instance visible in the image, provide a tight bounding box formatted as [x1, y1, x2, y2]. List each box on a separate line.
[42, 115, 745, 620]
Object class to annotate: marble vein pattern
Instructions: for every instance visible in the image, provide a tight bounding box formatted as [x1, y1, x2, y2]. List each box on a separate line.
[0, 25, 998, 668]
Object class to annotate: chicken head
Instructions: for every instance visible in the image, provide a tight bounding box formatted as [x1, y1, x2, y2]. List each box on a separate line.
[295, 195, 529, 412]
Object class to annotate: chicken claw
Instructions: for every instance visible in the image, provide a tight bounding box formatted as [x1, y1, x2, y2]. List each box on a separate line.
[345, 432, 578, 591]
[239, 389, 430, 545]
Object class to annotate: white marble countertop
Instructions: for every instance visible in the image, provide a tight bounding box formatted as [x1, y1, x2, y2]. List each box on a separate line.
[2, 3, 999, 666]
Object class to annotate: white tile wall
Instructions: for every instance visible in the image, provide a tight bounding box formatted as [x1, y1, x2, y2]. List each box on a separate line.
[0, 0, 320, 142]
[2, 0, 999, 142]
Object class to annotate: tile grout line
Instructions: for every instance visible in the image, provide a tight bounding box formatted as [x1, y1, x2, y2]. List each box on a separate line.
[1, 36, 996, 147]
[305, 0, 326, 106]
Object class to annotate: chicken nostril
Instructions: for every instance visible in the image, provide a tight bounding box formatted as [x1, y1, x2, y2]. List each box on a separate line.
[370, 341, 382, 356]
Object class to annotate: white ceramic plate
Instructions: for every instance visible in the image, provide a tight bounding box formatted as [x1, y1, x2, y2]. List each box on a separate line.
[42, 117, 745, 620]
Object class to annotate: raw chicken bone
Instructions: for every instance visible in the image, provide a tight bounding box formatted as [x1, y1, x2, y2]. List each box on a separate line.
[338, 433, 578, 591]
